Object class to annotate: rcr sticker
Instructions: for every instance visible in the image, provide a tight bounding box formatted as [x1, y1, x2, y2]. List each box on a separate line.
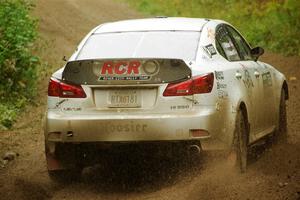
[100, 61, 141, 75]
[94, 60, 160, 81]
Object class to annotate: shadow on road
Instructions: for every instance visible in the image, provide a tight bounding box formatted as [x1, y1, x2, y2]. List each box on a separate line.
[78, 148, 203, 193]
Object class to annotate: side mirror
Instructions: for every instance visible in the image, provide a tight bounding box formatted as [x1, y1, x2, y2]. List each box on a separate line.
[251, 47, 264, 61]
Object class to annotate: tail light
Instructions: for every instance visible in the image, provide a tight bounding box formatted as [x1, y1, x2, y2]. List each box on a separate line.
[48, 78, 86, 98]
[163, 73, 214, 96]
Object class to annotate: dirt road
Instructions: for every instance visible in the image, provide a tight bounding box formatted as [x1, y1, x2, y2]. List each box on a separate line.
[0, 0, 299, 199]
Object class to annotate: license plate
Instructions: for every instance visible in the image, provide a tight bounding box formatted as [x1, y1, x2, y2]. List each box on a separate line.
[108, 90, 141, 108]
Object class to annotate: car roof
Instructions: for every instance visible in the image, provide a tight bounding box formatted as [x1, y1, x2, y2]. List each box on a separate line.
[94, 17, 211, 34]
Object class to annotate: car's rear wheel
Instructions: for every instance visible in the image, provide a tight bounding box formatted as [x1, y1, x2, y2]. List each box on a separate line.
[231, 109, 248, 173]
[273, 89, 287, 144]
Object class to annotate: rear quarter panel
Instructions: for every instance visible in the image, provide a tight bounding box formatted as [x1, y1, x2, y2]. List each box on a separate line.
[194, 20, 253, 148]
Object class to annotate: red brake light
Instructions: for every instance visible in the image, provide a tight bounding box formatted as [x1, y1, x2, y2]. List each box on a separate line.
[48, 78, 61, 97]
[163, 73, 214, 96]
[48, 78, 86, 98]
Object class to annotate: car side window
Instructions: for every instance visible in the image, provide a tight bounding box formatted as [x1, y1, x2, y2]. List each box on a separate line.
[226, 26, 253, 61]
[216, 39, 227, 59]
[215, 26, 240, 61]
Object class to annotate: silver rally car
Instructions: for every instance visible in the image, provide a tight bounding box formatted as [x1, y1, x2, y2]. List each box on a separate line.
[45, 17, 288, 177]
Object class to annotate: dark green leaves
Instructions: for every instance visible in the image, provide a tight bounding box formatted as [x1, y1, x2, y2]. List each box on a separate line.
[0, 0, 39, 129]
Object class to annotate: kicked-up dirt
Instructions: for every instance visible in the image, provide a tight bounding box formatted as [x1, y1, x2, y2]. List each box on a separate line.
[0, 0, 299, 199]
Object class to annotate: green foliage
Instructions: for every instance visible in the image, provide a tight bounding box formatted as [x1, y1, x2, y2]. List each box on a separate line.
[123, 0, 300, 56]
[0, 100, 22, 129]
[0, 0, 39, 129]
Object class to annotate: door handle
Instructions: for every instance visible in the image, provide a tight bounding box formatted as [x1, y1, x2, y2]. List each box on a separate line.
[254, 71, 260, 78]
[235, 72, 242, 79]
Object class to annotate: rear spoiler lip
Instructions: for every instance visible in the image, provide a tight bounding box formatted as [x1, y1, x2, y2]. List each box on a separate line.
[67, 57, 192, 64]
[62, 58, 192, 85]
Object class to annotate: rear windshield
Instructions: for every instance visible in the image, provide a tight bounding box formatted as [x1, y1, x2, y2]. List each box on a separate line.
[77, 31, 200, 61]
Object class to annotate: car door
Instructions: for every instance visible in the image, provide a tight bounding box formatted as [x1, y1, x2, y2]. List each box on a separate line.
[215, 24, 263, 138]
[255, 61, 276, 133]
[225, 25, 275, 137]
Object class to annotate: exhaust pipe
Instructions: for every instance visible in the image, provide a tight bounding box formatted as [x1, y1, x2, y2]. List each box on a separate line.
[188, 144, 201, 155]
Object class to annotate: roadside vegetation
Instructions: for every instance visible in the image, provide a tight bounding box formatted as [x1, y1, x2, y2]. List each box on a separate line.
[0, 0, 39, 129]
[123, 0, 300, 56]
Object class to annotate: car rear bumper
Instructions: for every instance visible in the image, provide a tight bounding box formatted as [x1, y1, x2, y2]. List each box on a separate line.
[45, 108, 222, 144]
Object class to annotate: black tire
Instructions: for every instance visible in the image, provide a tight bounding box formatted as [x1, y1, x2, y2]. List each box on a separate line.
[232, 110, 248, 173]
[273, 90, 287, 144]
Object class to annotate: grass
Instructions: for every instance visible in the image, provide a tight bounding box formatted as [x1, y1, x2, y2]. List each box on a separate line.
[0, 0, 39, 129]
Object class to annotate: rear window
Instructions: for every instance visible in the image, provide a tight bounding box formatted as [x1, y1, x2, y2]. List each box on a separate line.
[77, 31, 200, 61]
